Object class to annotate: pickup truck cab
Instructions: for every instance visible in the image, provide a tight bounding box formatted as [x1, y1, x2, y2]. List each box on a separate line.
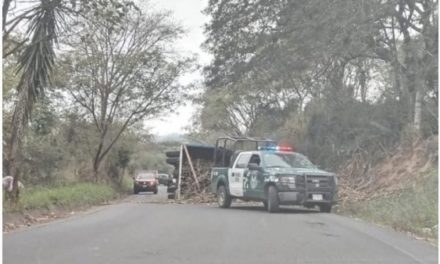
[211, 146, 338, 213]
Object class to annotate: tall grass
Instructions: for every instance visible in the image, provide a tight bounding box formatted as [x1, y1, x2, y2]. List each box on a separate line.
[340, 169, 438, 242]
[4, 183, 119, 212]
[119, 175, 134, 193]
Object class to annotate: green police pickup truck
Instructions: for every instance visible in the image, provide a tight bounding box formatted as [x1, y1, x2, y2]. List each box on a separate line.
[210, 137, 338, 213]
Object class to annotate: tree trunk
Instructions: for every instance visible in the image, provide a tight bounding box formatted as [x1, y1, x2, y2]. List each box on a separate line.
[7, 84, 29, 203]
[2, 0, 11, 32]
[119, 168, 125, 185]
[413, 76, 424, 137]
[414, 89, 422, 133]
[92, 136, 106, 182]
[93, 158, 101, 183]
[11, 170, 20, 203]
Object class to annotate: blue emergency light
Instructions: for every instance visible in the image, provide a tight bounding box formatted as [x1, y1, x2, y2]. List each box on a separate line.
[258, 145, 293, 152]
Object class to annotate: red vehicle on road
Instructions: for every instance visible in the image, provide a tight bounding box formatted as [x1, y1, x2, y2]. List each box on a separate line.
[133, 172, 159, 194]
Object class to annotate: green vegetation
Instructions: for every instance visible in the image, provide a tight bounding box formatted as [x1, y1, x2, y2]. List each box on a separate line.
[195, 0, 438, 172]
[118, 176, 135, 194]
[2, 0, 437, 215]
[198, 0, 438, 240]
[339, 170, 438, 242]
[4, 183, 120, 213]
[3, 1, 189, 201]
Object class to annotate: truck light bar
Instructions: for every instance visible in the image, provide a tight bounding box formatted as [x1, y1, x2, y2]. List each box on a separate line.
[258, 145, 293, 152]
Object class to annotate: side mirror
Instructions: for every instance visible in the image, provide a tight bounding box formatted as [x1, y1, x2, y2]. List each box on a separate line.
[248, 163, 261, 171]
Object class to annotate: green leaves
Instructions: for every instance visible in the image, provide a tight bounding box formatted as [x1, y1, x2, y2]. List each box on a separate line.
[196, 0, 438, 174]
[56, 6, 192, 178]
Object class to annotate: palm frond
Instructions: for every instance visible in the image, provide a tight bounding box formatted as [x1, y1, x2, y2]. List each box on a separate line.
[15, 0, 62, 124]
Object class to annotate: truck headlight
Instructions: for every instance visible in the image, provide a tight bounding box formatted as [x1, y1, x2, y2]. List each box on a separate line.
[279, 176, 296, 188]
[280, 177, 295, 183]
[332, 175, 338, 186]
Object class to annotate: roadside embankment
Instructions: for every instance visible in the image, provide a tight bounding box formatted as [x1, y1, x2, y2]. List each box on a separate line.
[337, 136, 438, 244]
[3, 180, 132, 232]
[338, 169, 437, 244]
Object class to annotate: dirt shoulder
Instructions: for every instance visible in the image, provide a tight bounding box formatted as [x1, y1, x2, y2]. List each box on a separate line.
[3, 199, 124, 234]
[4, 187, 216, 233]
[3, 185, 172, 233]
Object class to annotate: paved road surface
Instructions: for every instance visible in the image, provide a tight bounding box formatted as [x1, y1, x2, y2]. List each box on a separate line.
[4, 186, 437, 264]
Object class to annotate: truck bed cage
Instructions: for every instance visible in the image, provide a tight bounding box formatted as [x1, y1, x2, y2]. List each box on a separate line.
[213, 136, 276, 167]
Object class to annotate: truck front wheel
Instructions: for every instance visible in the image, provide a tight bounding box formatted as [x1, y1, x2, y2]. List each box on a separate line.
[217, 185, 232, 208]
[267, 186, 279, 213]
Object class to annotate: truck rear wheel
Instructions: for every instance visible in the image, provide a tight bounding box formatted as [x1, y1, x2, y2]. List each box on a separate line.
[217, 185, 231, 208]
[267, 186, 279, 213]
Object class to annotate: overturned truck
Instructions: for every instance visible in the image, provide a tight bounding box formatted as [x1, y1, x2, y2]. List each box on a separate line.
[165, 144, 221, 199]
[164, 138, 277, 199]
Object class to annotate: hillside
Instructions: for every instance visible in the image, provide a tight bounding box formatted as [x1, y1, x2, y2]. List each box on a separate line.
[339, 136, 437, 202]
[337, 136, 438, 242]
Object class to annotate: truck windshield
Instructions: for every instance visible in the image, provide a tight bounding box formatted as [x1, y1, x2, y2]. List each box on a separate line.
[263, 152, 317, 169]
[136, 173, 156, 179]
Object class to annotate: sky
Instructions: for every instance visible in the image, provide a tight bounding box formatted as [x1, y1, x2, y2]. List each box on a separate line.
[145, 0, 211, 136]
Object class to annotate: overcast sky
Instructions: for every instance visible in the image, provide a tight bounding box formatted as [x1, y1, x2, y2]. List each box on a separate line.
[145, 0, 211, 136]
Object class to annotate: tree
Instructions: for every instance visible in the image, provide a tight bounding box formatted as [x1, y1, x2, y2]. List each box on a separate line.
[59, 8, 192, 181]
[379, 0, 438, 135]
[2, 0, 137, 201]
[196, 81, 296, 137]
[4, 0, 64, 201]
[203, 0, 437, 136]
[195, 0, 437, 173]
[201, 0, 380, 122]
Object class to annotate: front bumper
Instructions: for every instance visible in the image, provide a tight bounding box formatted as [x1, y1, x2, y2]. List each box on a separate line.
[134, 183, 158, 192]
[276, 185, 337, 206]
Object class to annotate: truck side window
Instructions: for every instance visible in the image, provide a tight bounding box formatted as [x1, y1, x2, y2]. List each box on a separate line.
[235, 153, 251, 168]
[249, 154, 261, 166]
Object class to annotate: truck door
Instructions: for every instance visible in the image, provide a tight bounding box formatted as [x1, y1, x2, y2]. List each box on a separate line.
[244, 154, 264, 198]
[229, 153, 251, 197]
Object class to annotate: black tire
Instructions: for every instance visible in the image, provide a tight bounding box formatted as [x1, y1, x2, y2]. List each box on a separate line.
[319, 204, 332, 213]
[154, 189, 158, 194]
[262, 201, 268, 210]
[217, 185, 232, 208]
[267, 185, 279, 213]
[133, 187, 139, 194]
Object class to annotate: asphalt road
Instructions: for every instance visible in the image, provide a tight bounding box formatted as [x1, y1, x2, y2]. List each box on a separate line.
[3, 186, 437, 264]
